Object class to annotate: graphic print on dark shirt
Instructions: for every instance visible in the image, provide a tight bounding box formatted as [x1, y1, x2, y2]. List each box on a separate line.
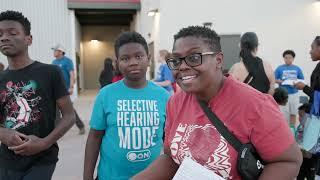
[0, 61, 68, 170]
[1, 80, 41, 130]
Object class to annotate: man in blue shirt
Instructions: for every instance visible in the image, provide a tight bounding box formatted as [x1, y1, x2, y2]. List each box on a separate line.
[275, 50, 304, 129]
[51, 44, 85, 134]
[84, 32, 170, 180]
[154, 49, 175, 94]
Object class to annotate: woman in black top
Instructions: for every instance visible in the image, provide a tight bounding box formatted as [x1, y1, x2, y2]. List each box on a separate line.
[99, 58, 114, 88]
[294, 36, 320, 180]
[229, 32, 275, 95]
[295, 36, 320, 102]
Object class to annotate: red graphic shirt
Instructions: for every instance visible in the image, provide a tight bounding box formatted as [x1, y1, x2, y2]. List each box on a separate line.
[164, 76, 294, 179]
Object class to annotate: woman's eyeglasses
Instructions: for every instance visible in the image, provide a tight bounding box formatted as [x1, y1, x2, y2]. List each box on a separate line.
[166, 52, 219, 70]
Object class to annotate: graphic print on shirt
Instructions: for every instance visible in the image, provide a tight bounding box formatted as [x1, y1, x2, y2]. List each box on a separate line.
[170, 123, 232, 179]
[0, 80, 41, 130]
[282, 70, 298, 80]
[117, 99, 160, 162]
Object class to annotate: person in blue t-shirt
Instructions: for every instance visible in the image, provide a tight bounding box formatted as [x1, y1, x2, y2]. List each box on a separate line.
[275, 50, 304, 129]
[154, 49, 175, 94]
[51, 44, 85, 135]
[84, 32, 170, 180]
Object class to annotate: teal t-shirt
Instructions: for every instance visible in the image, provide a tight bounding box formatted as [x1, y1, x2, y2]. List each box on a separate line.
[90, 80, 170, 180]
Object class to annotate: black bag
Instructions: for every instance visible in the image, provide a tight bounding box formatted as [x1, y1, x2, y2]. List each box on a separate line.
[237, 144, 264, 179]
[198, 100, 264, 180]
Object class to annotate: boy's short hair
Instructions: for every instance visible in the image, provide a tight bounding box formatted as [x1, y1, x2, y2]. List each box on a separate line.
[273, 87, 288, 104]
[173, 26, 221, 52]
[298, 103, 311, 114]
[114, 31, 148, 58]
[0, 10, 31, 35]
[282, 50, 296, 58]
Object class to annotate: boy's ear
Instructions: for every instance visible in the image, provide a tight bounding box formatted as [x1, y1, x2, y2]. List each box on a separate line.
[26, 35, 32, 46]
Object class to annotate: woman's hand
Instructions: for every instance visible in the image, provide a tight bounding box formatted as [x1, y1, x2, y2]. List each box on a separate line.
[294, 82, 305, 90]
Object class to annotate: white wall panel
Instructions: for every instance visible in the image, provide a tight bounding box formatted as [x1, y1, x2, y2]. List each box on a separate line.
[147, 0, 320, 85]
[0, 0, 74, 68]
[1, 0, 319, 89]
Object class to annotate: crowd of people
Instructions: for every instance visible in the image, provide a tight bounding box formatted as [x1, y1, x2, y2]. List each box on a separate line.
[0, 9, 320, 180]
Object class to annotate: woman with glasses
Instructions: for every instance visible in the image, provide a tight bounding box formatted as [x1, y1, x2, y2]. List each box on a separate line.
[133, 26, 302, 180]
[229, 32, 275, 95]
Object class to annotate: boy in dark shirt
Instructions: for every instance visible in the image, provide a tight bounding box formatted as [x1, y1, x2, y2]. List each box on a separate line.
[0, 10, 75, 179]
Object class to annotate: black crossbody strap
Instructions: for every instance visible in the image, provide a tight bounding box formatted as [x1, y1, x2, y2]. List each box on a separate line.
[243, 73, 253, 84]
[198, 100, 242, 152]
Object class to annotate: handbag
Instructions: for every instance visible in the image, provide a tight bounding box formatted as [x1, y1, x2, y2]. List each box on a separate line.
[198, 100, 264, 180]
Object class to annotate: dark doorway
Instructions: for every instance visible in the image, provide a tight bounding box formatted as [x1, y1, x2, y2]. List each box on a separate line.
[75, 9, 136, 26]
[73, 8, 137, 90]
[220, 34, 241, 71]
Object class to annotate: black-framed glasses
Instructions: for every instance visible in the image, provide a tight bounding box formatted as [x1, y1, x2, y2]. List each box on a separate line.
[166, 52, 218, 70]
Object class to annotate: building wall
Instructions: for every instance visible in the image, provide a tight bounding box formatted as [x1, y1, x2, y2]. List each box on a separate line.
[1, 0, 319, 89]
[0, 0, 75, 65]
[81, 25, 129, 89]
[133, 0, 158, 79]
[140, 0, 320, 84]
[0, 0, 78, 96]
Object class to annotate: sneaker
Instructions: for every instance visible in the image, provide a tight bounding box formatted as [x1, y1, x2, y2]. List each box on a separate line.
[79, 128, 85, 135]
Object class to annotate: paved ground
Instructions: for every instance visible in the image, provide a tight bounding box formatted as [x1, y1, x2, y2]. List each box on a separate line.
[52, 90, 97, 180]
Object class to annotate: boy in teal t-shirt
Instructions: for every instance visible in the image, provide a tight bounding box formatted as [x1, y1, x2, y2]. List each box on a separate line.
[84, 32, 170, 180]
